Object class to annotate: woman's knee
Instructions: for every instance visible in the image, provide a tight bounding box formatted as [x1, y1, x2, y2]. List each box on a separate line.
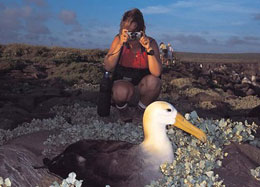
[140, 75, 161, 91]
[112, 81, 134, 102]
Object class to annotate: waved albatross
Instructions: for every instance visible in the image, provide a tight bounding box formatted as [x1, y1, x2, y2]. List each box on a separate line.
[42, 101, 207, 187]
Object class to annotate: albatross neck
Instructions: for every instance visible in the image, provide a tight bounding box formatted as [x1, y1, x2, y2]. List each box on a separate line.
[141, 119, 173, 155]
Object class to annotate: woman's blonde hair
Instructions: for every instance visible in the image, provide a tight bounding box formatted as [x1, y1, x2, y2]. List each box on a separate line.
[119, 8, 145, 34]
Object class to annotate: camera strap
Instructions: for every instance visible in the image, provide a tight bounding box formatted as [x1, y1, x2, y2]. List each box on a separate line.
[112, 44, 124, 81]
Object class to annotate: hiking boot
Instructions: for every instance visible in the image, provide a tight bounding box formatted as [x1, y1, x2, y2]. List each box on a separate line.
[117, 106, 133, 123]
[132, 106, 145, 124]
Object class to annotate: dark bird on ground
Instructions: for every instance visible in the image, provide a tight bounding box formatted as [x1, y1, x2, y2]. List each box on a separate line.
[43, 101, 207, 187]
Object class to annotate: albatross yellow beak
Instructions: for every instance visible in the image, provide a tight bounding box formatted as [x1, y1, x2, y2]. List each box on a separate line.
[172, 113, 207, 142]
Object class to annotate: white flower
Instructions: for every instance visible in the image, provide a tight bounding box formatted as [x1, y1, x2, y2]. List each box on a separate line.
[49, 181, 60, 187]
[0, 177, 3, 185]
[5, 178, 12, 186]
[66, 172, 77, 184]
[0, 177, 12, 187]
[61, 179, 70, 187]
[75, 180, 83, 187]
[57, 172, 83, 187]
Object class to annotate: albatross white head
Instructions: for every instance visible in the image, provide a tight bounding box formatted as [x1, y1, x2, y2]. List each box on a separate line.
[141, 101, 207, 164]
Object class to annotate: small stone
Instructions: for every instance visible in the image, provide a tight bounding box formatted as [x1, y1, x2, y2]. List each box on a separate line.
[205, 171, 214, 178]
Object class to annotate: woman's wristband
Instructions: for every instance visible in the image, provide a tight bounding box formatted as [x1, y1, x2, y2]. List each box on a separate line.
[146, 47, 154, 55]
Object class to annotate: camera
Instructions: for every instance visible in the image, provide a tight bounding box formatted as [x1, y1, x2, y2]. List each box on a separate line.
[127, 31, 142, 41]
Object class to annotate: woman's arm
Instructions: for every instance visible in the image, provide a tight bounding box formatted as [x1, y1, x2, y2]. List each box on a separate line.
[103, 36, 123, 71]
[140, 36, 162, 77]
[104, 29, 128, 71]
[148, 39, 162, 76]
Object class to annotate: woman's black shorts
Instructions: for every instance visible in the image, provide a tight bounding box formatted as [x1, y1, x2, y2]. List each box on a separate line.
[113, 66, 150, 86]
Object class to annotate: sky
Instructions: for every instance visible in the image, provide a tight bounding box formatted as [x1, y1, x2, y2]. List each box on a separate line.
[0, 0, 260, 53]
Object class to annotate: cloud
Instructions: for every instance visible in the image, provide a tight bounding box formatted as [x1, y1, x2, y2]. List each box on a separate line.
[226, 36, 246, 45]
[0, 4, 52, 45]
[226, 36, 260, 46]
[58, 10, 79, 25]
[0, 2, 5, 10]
[253, 13, 260, 20]
[175, 34, 208, 44]
[58, 10, 82, 33]
[23, 0, 46, 7]
[0, 30, 22, 43]
[141, 6, 171, 14]
[141, 0, 259, 16]
[0, 5, 51, 32]
[26, 21, 50, 34]
[244, 36, 260, 41]
[0, 6, 32, 32]
[48, 36, 60, 43]
[24, 33, 41, 41]
[174, 1, 196, 8]
[160, 33, 208, 45]
[3, 6, 32, 19]
[176, 0, 259, 14]
[96, 29, 109, 35]
[140, 1, 198, 15]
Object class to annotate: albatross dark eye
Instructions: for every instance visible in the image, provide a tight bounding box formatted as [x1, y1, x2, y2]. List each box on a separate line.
[167, 108, 172, 112]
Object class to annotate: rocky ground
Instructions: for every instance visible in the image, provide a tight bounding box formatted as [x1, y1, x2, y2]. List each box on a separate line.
[161, 61, 260, 125]
[0, 44, 260, 186]
[0, 44, 259, 131]
[0, 44, 104, 130]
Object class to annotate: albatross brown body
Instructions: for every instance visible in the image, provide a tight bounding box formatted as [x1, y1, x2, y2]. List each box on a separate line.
[44, 140, 162, 187]
[43, 101, 207, 187]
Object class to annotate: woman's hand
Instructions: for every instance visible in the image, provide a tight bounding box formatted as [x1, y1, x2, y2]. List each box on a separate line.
[120, 29, 128, 45]
[139, 31, 152, 51]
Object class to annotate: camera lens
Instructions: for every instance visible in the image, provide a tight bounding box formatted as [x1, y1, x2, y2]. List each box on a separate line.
[127, 32, 140, 41]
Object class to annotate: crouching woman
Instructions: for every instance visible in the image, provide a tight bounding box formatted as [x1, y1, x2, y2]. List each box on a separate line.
[104, 8, 162, 122]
